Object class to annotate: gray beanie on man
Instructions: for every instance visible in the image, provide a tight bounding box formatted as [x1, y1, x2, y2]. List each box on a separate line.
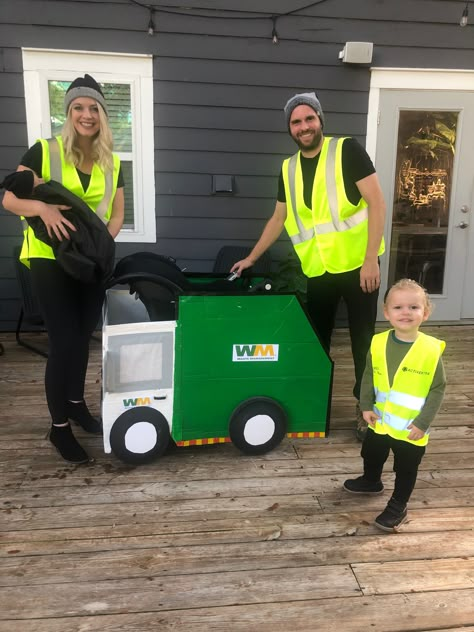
[284, 92, 324, 128]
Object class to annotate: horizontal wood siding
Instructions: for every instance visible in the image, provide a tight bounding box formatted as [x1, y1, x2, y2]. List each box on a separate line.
[0, 0, 473, 329]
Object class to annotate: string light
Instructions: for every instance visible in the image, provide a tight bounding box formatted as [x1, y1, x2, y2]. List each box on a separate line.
[460, 2, 469, 27]
[271, 16, 279, 44]
[127, 0, 330, 39]
[147, 7, 155, 35]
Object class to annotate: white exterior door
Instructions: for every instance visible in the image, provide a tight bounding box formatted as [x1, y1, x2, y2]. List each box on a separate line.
[368, 70, 474, 321]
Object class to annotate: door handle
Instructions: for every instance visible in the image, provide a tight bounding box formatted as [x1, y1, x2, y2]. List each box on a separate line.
[457, 221, 469, 229]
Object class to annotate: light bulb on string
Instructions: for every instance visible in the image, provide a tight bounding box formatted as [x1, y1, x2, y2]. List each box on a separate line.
[460, 2, 469, 27]
[148, 8, 155, 35]
[271, 16, 279, 44]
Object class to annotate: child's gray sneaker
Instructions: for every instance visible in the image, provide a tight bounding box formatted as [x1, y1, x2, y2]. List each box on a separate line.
[343, 476, 384, 495]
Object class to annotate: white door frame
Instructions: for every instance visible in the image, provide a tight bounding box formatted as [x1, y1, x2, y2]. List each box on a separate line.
[367, 68, 474, 321]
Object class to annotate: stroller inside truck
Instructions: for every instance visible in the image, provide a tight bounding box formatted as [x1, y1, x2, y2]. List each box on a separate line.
[102, 252, 333, 464]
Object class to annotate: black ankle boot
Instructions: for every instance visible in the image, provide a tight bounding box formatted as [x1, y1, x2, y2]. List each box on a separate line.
[343, 476, 384, 495]
[374, 497, 408, 532]
[66, 401, 102, 435]
[49, 424, 92, 464]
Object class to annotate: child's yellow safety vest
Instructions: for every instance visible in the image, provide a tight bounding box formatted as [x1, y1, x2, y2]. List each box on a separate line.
[371, 330, 445, 446]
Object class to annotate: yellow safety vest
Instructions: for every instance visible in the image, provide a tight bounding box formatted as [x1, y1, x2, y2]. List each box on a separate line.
[20, 137, 120, 266]
[282, 136, 384, 277]
[371, 330, 445, 446]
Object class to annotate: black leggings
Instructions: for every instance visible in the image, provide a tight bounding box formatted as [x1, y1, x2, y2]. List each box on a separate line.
[30, 258, 105, 425]
[306, 267, 379, 400]
[361, 428, 426, 505]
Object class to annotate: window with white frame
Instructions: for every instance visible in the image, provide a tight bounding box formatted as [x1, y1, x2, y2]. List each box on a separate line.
[22, 48, 156, 242]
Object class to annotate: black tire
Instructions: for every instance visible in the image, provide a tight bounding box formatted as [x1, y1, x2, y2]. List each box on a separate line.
[229, 397, 287, 455]
[110, 407, 170, 465]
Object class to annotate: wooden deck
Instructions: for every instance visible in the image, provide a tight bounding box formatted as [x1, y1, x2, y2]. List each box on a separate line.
[0, 325, 473, 632]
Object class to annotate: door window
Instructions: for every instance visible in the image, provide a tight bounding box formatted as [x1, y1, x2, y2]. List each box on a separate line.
[388, 110, 458, 294]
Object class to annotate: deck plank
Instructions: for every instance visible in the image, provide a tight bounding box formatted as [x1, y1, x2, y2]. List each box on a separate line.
[1, 531, 474, 587]
[354, 557, 474, 595]
[0, 565, 359, 619]
[0, 590, 473, 632]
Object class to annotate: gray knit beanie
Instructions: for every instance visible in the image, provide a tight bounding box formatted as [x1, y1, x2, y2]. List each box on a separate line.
[284, 92, 324, 128]
[64, 74, 108, 116]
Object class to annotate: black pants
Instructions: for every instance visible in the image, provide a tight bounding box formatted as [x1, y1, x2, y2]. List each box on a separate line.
[30, 258, 105, 425]
[361, 428, 426, 505]
[306, 267, 379, 400]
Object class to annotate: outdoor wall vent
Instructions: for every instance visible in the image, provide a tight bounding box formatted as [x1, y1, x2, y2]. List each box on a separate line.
[338, 42, 373, 64]
[212, 175, 234, 195]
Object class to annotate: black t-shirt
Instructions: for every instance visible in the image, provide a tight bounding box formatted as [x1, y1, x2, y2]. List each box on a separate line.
[277, 137, 375, 207]
[20, 141, 125, 192]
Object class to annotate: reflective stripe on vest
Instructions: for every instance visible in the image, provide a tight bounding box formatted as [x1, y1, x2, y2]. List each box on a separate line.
[374, 388, 426, 413]
[286, 153, 314, 245]
[286, 137, 368, 247]
[371, 330, 445, 446]
[48, 137, 62, 182]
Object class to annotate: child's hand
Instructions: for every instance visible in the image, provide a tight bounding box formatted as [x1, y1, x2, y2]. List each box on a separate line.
[362, 410, 380, 427]
[407, 424, 425, 441]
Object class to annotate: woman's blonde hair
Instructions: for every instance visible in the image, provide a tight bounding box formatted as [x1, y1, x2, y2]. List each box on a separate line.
[384, 278, 433, 315]
[61, 103, 113, 172]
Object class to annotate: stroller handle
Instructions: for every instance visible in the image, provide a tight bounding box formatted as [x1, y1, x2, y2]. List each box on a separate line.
[107, 272, 185, 294]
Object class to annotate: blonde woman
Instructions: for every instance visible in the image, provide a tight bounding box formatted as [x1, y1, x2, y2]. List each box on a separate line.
[3, 74, 124, 464]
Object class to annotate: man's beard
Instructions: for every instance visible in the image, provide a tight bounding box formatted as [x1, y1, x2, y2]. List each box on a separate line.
[293, 128, 323, 152]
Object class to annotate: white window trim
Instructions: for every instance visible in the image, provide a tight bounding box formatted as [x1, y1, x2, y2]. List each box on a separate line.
[367, 67, 474, 163]
[22, 48, 156, 243]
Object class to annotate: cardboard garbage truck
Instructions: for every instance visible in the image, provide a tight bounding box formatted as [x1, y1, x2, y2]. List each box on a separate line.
[102, 252, 333, 464]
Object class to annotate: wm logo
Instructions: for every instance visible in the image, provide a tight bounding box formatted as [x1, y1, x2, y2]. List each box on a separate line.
[232, 344, 279, 362]
[123, 397, 151, 407]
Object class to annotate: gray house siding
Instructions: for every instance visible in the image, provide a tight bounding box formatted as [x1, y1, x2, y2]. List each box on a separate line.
[1, 0, 473, 329]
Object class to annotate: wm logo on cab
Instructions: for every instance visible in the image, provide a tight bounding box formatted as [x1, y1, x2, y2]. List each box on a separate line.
[123, 397, 151, 407]
[232, 344, 279, 362]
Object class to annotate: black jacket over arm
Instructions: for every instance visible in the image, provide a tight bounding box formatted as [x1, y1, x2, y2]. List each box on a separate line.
[3, 174, 115, 284]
